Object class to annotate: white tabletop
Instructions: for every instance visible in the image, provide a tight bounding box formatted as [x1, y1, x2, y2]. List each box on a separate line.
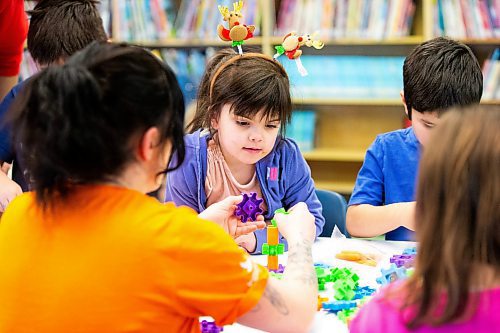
[205, 231, 416, 333]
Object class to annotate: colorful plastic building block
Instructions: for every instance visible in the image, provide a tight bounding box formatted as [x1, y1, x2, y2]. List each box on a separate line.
[376, 264, 407, 285]
[235, 192, 263, 222]
[263, 225, 280, 270]
[268, 264, 285, 273]
[352, 286, 376, 300]
[322, 300, 357, 312]
[317, 296, 329, 311]
[270, 207, 288, 227]
[200, 320, 224, 333]
[390, 254, 415, 268]
[403, 247, 417, 255]
[337, 308, 357, 324]
[335, 250, 377, 266]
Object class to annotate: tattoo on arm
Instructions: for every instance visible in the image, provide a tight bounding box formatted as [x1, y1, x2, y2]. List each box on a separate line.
[261, 282, 290, 315]
[284, 239, 317, 286]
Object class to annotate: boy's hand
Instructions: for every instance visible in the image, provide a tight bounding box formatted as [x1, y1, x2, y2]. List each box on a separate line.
[274, 202, 315, 243]
[0, 171, 22, 212]
[199, 195, 266, 238]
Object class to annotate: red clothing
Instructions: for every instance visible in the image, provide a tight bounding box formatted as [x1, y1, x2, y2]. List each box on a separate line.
[0, 0, 28, 76]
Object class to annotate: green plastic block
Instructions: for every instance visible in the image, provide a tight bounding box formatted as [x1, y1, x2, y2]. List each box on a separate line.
[270, 208, 288, 227]
[262, 243, 285, 256]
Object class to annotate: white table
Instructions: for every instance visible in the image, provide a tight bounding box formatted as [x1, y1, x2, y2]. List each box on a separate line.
[206, 233, 416, 333]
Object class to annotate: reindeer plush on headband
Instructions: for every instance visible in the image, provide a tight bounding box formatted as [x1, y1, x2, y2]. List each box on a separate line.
[217, 0, 255, 49]
[274, 31, 325, 76]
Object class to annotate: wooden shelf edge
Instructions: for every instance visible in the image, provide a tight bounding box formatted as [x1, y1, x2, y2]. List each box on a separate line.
[112, 37, 265, 48]
[302, 149, 366, 162]
[314, 181, 355, 194]
[480, 100, 500, 105]
[270, 35, 424, 46]
[293, 98, 402, 106]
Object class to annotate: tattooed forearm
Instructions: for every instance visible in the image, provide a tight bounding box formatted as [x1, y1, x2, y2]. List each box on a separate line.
[262, 282, 290, 315]
[284, 239, 317, 286]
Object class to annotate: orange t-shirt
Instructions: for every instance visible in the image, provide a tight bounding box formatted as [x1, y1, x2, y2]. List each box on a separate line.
[0, 185, 268, 332]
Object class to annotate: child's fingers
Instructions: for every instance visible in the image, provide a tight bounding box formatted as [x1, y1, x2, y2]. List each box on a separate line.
[235, 225, 258, 237]
[223, 195, 243, 206]
[238, 220, 266, 229]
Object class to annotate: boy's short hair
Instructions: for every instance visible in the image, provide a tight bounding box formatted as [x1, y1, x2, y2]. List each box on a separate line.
[27, 0, 107, 65]
[403, 37, 483, 119]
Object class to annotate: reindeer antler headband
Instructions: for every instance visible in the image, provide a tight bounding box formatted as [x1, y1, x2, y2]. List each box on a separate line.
[209, 53, 286, 100]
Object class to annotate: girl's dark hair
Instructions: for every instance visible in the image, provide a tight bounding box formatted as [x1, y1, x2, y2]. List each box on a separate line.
[404, 105, 500, 328]
[9, 42, 185, 206]
[27, 0, 108, 65]
[188, 48, 292, 133]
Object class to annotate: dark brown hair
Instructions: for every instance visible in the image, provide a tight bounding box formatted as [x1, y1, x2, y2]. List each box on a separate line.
[404, 105, 500, 328]
[188, 48, 292, 133]
[403, 37, 483, 120]
[27, 0, 108, 65]
[9, 42, 185, 207]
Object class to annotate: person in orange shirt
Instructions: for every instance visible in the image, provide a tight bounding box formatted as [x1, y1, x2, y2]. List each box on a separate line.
[0, 42, 318, 333]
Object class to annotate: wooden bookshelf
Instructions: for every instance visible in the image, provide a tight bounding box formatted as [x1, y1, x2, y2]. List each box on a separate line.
[302, 148, 366, 162]
[108, 0, 499, 194]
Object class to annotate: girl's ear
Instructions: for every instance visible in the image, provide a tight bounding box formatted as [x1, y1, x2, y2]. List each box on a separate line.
[211, 116, 219, 130]
[137, 127, 160, 162]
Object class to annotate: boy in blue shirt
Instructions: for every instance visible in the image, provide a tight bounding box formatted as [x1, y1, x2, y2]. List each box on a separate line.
[0, 0, 107, 214]
[346, 37, 483, 241]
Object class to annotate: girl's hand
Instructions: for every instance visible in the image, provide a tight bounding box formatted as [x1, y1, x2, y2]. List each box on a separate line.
[199, 195, 266, 238]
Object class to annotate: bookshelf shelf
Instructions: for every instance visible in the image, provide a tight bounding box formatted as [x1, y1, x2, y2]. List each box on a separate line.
[302, 148, 366, 162]
[271, 36, 425, 46]
[481, 100, 500, 105]
[459, 38, 500, 45]
[293, 98, 402, 106]
[105, 0, 499, 195]
[314, 181, 357, 194]
[115, 37, 266, 48]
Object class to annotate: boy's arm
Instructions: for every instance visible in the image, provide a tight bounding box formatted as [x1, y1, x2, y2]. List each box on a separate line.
[346, 136, 415, 237]
[346, 202, 415, 237]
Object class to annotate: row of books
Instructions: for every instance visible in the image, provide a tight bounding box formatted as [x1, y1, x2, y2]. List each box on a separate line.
[112, 0, 261, 42]
[281, 55, 405, 99]
[157, 48, 212, 103]
[286, 111, 317, 152]
[435, 0, 500, 38]
[276, 0, 416, 39]
[175, 0, 261, 39]
[483, 48, 500, 100]
[113, 0, 175, 42]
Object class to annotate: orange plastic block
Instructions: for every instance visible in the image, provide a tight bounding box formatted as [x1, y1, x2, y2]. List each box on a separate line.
[267, 226, 279, 245]
[317, 296, 329, 311]
[267, 254, 278, 270]
[335, 250, 378, 266]
[335, 251, 362, 261]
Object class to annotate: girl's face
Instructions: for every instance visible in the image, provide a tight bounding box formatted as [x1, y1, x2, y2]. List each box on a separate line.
[212, 104, 281, 169]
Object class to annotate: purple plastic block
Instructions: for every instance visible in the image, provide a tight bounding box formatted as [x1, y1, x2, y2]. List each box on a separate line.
[200, 320, 224, 333]
[390, 254, 415, 268]
[269, 264, 285, 273]
[235, 192, 264, 222]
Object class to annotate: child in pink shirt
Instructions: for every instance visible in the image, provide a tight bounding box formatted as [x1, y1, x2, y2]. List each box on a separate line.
[350, 105, 500, 333]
